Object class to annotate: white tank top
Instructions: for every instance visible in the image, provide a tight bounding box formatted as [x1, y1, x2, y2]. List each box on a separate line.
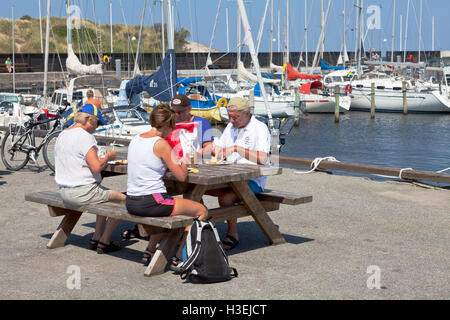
[127, 135, 167, 196]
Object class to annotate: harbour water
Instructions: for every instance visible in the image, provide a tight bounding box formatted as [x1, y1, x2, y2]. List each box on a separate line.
[280, 112, 450, 183]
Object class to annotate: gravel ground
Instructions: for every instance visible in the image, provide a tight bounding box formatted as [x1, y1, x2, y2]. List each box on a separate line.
[0, 157, 449, 300]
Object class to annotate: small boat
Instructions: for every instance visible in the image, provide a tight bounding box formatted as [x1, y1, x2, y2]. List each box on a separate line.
[350, 72, 450, 113]
[299, 81, 351, 113]
[95, 105, 150, 139]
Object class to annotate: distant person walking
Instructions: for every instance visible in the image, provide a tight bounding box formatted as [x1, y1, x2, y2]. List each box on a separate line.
[5, 57, 13, 73]
[85, 89, 104, 110]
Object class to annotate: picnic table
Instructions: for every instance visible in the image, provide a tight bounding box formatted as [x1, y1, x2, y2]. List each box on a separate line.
[103, 162, 287, 245]
[25, 162, 312, 277]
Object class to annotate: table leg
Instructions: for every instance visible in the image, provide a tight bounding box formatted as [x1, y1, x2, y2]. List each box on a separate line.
[47, 211, 82, 249]
[230, 181, 286, 245]
[183, 184, 208, 202]
[144, 228, 184, 277]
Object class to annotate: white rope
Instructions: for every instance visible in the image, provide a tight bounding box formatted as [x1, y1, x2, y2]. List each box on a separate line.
[436, 167, 450, 173]
[295, 156, 339, 174]
[398, 167, 413, 179]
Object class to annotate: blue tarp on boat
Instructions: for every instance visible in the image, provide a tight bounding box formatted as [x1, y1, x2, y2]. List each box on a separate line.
[320, 59, 346, 71]
[125, 49, 177, 103]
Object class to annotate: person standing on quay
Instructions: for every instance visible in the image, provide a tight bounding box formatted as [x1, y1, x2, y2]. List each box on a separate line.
[5, 57, 13, 73]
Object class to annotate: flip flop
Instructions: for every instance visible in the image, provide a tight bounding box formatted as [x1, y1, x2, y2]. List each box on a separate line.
[142, 250, 154, 266]
[169, 256, 184, 273]
[120, 224, 140, 241]
[97, 241, 121, 254]
[222, 234, 239, 251]
[89, 239, 99, 250]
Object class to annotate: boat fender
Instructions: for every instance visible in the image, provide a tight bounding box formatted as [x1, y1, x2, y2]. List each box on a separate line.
[217, 97, 228, 108]
[345, 84, 352, 94]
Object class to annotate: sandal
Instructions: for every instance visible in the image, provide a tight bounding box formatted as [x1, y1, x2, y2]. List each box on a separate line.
[121, 224, 140, 241]
[169, 256, 184, 273]
[222, 234, 239, 251]
[142, 250, 154, 266]
[97, 241, 121, 254]
[89, 239, 99, 250]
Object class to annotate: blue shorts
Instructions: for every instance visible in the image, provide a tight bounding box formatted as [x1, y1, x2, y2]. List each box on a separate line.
[248, 180, 263, 194]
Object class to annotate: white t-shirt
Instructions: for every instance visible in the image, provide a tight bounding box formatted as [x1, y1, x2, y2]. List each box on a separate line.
[215, 115, 270, 190]
[54, 127, 101, 187]
[127, 135, 167, 196]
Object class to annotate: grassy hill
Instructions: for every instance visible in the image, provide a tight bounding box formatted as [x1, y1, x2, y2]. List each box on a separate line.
[0, 15, 190, 54]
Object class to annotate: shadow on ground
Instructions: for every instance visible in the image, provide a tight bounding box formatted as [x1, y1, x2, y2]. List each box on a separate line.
[40, 220, 314, 266]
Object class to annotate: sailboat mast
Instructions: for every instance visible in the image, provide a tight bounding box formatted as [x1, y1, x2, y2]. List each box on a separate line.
[269, 0, 273, 68]
[432, 16, 435, 51]
[226, 6, 230, 53]
[161, 0, 165, 56]
[12, 6, 15, 94]
[357, 0, 363, 76]
[133, 0, 147, 77]
[43, 0, 51, 98]
[320, 0, 324, 60]
[342, 0, 346, 68]
[285, 0, 289, 64]
[304, 0, 308, 68]
[39, 0, 43, 53]
[418, 0, 422, 64]
[166, 0, 174, 50]
[277, 9, 280, 52]
[236, 0, 273, 122]
[110, 1, 113, 53]
[391, 0, 396, 63]
[403, 0, 410, 62]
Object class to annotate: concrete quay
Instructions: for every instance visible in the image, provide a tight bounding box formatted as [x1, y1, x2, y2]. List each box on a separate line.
[0, 159, 448, 300]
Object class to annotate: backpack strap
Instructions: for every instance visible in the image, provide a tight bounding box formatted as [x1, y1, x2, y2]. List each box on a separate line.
[179, 220, 206, 274]
[229, 267, 238, 278]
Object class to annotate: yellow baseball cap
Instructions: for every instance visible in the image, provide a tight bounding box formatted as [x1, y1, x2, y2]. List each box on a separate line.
[227, 97, 249, 111]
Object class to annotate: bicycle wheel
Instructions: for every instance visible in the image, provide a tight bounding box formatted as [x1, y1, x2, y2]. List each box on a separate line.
[42, 130, 61, 172]
[1, 131, 30, 171]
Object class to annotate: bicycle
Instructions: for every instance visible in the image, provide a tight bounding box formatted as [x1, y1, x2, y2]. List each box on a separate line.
[1, 107, 67, 171]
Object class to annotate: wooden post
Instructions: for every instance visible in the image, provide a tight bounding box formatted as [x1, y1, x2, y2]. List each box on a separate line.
[402, 81, 408, 115]
[370, 83, 375, 119]
[334, 85, 340, 123]
[294, 87, 300, 127]
[249, 89, 255, 114]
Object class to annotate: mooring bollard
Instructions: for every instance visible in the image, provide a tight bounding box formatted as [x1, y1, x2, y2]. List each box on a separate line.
[334, 85, 340, 123]
[371, 83, 375, 119]
[402, 81, 408, 115]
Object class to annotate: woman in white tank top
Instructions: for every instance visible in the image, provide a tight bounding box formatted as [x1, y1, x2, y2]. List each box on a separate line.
[125, 103, 208, 268]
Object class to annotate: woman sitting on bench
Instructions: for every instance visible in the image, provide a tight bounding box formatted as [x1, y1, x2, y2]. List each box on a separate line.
[54, 104, 126, 254]
[125, 103, 208, 268]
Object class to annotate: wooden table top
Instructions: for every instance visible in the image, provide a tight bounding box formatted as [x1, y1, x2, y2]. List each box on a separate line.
[103, 163, 282, 186]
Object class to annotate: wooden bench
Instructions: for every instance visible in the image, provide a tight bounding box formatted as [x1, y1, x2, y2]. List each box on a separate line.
[25, 190, 311, 277]
[13, 62, 32, 72]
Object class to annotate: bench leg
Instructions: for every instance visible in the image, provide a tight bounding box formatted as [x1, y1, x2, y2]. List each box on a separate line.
[47, 212, 82, 249]
[144, 228, 184, 277]
[230, 181, 286, 246]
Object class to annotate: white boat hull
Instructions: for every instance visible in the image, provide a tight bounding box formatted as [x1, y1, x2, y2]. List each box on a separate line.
[253, 97, 295, 117]
[301, 94, 351, 113]
[219, 97, 295, 120]
[350, 88, 450, 113]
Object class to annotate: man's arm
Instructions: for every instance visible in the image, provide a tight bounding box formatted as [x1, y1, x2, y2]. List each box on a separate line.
[223, 145, 268, 165]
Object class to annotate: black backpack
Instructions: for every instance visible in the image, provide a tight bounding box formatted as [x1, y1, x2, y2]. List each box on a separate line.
[180, 219, 238, 284]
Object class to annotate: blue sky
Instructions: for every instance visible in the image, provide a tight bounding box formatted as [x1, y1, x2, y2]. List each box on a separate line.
[0, 0, 447, 55]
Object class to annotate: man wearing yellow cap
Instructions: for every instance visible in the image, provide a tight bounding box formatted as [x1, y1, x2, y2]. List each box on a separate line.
[210, 97, 270, 250]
